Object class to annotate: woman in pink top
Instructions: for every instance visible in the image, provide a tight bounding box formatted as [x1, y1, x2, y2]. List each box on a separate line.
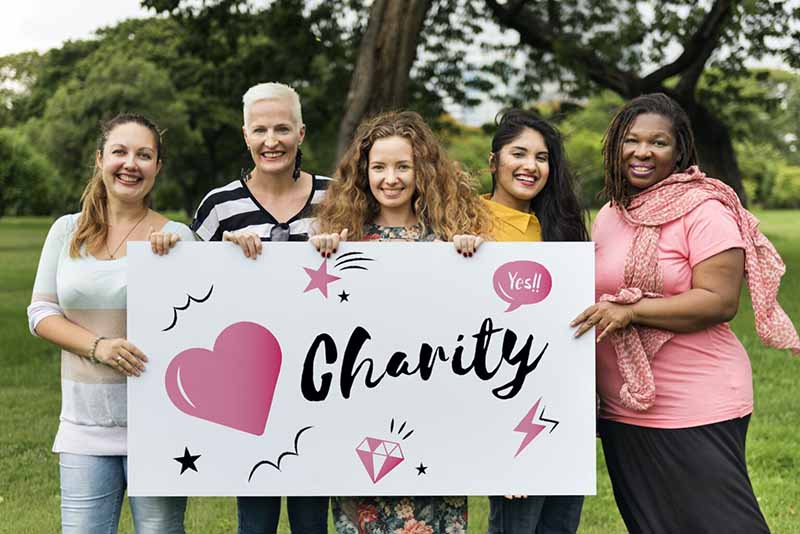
[572, 94, 799, 534]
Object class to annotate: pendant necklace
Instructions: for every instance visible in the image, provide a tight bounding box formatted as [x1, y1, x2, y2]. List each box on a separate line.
[106, 210, 149, 259]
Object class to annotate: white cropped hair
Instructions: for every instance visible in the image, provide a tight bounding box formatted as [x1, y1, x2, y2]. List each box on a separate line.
[242, 82, 303, 126]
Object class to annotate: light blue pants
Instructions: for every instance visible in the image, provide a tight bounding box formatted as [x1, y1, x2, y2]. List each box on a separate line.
[59, 453, 187, 534]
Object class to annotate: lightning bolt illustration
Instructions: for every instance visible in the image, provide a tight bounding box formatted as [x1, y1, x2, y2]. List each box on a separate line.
[513, 398, 546, 458]
[538, 406, 560, 433]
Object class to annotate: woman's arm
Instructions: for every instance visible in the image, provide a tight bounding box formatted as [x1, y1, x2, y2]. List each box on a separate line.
[35, 316, 147, 376]
[572, 248, 744, 342]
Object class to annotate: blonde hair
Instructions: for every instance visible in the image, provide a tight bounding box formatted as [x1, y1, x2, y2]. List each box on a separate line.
[69, 113, 162, 258]
[316, 111, 492, 240]
[242, 82, 303, 126]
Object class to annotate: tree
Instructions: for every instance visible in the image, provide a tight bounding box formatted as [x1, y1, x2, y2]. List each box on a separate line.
[336, 0, 433, 158]
[4, 1, 360, 214]
[25, 54, 196, 212]
[0, 128, 62, 217]
[480, 0, 800, 202]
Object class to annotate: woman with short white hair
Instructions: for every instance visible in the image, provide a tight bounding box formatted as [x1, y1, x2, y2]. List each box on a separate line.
[192, 82, 332, 255]
[190, 82, 331, 534]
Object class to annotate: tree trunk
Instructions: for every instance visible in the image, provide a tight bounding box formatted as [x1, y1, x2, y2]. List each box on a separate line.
[335, 0, 432, 161]
[680, 99, 747, 203]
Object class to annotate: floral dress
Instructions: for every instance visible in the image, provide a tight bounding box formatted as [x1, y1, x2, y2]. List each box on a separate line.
[362, 223, 437, 242]
[331, 223, 467, 534]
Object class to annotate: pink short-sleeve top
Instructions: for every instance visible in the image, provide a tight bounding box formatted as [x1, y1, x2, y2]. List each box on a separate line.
[593, 199, 751, 428]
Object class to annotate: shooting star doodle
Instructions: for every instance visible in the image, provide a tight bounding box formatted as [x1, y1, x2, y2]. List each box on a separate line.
[334, 251, 375, 272]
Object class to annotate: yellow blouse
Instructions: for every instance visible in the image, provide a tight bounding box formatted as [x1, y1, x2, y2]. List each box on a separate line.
[482, 195, 542, 242]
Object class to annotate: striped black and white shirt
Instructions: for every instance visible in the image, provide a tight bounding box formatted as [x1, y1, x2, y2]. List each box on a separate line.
[191, 174, 332, 241]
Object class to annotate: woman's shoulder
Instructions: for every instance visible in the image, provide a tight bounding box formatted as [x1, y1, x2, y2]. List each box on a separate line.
[592, 202, 619, 225]
[49, 212, 80, 236]
[312, 173, 333, 184]
[684, 197, 737, 220]
[161, 218, 196, 241]
[196, 178, 248, 209]
[311, 173, 333, 192]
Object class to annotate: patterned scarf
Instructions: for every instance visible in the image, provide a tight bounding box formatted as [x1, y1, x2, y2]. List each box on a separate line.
[601, 166, 799, 411]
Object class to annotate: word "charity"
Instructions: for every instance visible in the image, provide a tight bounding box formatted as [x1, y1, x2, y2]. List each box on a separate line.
[301, 318, 548, 402]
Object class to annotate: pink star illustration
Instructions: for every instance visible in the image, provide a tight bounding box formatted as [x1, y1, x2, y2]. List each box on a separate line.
[303, 260, 341, 298]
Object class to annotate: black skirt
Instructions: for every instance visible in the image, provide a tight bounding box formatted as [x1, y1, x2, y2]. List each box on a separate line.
[598, 415, 770, 534]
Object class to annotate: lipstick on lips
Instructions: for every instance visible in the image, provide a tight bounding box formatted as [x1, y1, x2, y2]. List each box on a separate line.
[628, 163, 655, 178]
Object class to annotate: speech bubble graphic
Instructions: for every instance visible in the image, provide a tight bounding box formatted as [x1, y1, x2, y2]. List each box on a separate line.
[165, 321, 281, 435]
[493, 260, 553, 312]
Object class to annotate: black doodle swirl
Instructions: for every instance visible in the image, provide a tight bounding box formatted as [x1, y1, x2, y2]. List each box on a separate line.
[248, 426, 313, 481]
[162, 285, 214, 332]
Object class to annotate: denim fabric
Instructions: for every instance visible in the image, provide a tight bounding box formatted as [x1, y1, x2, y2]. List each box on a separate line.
[237, 496, 329, 534]
[488, 495, 583, 534]
[59, 453, 186, 534]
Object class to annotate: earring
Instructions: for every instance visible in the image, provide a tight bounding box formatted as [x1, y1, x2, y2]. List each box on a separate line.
[293, 148, 303, 180]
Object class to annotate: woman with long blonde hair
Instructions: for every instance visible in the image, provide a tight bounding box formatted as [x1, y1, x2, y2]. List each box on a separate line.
[312, 110, 491, 534]
[28, 113, 192, 533]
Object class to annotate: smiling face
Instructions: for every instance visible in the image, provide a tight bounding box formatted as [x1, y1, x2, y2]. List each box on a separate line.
[97, 122, 160, 205]
[367, 136, 417, 219]
[243, 97, 305, 178]
[622, 113, 680, 192]
[490, 127, 549, 212]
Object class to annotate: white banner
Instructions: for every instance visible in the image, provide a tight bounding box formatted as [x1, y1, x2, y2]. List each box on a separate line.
[127, 241, 595, 496]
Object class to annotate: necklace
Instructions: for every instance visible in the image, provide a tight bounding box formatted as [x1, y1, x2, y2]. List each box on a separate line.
[106, 210, 149, 259]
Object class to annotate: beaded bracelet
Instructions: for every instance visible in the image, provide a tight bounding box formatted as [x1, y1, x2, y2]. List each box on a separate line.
[88, 336, 106, 364]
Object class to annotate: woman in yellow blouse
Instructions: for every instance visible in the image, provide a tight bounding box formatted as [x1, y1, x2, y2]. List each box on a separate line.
[484, 109, 589, 534]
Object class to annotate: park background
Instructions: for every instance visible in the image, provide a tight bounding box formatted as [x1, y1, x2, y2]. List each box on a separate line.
[1, 0, 798, 532]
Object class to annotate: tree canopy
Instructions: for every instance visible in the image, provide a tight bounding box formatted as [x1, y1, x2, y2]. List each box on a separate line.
[1, 0, 799, 215]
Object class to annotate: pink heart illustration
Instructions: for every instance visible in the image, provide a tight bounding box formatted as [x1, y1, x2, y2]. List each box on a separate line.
[164, 321, 282, 435]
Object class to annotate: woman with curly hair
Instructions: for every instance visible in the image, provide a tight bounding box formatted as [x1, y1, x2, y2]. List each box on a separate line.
[312, 110, 491, 254]
[311, 110, 491, 534]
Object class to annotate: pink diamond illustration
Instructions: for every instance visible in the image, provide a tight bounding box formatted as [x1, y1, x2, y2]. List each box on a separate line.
[355, 437, 405, 483]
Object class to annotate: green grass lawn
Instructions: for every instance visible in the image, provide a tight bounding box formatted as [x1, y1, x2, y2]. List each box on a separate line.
[1, 212, 798, 533]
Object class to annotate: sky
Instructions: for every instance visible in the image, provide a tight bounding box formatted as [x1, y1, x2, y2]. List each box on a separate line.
[1, 0, 149, 57]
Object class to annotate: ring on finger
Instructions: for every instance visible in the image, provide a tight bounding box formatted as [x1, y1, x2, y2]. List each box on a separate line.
[116, 355, 123, 364]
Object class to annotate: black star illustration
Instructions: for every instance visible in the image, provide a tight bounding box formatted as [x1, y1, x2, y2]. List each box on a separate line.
[338, 291, 350, 302]
[174, 447, 201, 475]
[416, 462, 427, 475]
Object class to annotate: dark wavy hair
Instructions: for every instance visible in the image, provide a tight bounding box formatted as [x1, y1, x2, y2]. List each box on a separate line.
[490, 109, 589, 242]
[602, 93, 698, 207]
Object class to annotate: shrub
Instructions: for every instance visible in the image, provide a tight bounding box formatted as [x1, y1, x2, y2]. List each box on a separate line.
[0, 128, 63, 217]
